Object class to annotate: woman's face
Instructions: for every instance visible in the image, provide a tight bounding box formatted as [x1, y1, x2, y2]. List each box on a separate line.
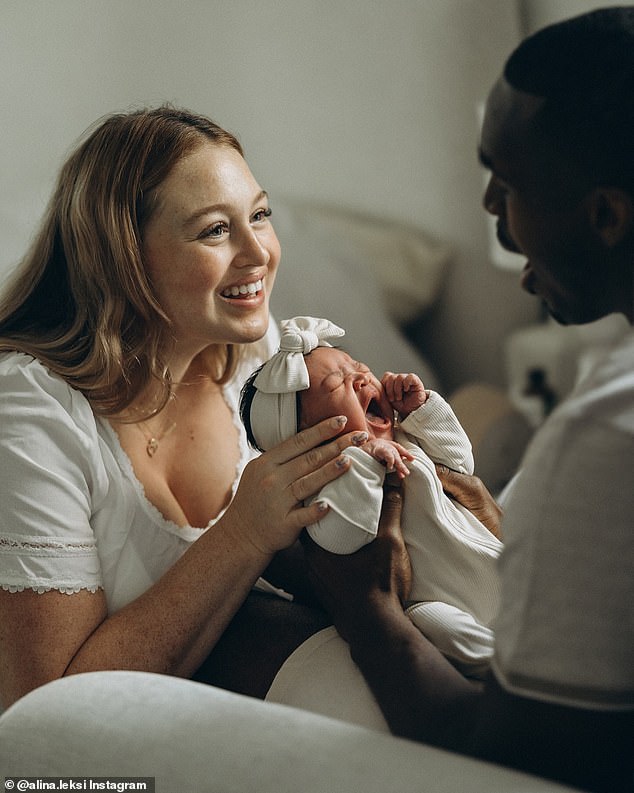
[142, 142, 281, 358]
[300, 347, 394, 440]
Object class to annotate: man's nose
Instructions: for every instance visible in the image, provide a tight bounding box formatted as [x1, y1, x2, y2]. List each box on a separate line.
[483, 174, 504, 215]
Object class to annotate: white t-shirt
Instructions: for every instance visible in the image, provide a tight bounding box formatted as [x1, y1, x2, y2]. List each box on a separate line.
[492, 326, 634, 711]
[0, 332, 276, 615]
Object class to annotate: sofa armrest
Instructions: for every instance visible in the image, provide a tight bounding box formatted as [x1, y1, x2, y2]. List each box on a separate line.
[0, 671, 580, 792]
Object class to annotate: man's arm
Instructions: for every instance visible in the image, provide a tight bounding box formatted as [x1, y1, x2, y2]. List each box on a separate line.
[471, 674, 634, 793]
[303, 478, 633, 792]
[302, 483, 482, 749]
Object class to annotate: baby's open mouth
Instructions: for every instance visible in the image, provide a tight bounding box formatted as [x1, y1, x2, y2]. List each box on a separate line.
[365, 398, 392, 428]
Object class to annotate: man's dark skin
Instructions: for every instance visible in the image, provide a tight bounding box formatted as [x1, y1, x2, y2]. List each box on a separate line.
[303, 74, 634, 793]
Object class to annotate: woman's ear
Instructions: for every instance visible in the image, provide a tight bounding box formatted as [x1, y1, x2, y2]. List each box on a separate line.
[587, 187, 634, 247]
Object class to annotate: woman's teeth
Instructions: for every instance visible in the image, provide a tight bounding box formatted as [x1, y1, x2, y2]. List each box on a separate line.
[221, 279, 263, 298]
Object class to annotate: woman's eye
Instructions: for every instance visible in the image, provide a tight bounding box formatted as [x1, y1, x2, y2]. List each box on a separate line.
[200, 222, 228, 240]
[252, 207, 273, 223]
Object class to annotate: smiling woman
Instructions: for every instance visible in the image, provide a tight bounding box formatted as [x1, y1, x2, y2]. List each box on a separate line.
[139, 143, 280, 379]
[0, 105, 360, 710]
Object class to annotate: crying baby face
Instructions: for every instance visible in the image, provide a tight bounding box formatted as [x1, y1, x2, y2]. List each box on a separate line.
[299, 347, 394, 441]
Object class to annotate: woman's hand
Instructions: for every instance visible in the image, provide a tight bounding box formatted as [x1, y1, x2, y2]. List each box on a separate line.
[435, 465, 503, 539]
[301, 478, 410, 643]
[226, 416, 368, 556]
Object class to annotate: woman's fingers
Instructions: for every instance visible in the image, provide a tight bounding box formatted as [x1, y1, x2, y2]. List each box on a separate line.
[267, 416, 347, 464]
[288, 454, 350, 503]
[268, 417, 368, 481]
[230, 419, 369, 551]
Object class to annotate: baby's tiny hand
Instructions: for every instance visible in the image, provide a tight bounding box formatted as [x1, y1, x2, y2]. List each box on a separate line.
[362, 438, 414, 479]
[381, 372, 428, 418]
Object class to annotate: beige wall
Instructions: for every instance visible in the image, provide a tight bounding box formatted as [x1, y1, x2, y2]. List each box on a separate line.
[3, 1, 620, 390]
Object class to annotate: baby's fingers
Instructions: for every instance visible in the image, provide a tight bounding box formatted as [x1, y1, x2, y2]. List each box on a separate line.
[381, 371, 399, 403]
[390, 454, 411, 479]
[392, 442, 415, 461]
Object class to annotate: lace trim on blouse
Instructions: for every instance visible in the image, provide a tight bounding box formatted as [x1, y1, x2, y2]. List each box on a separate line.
[1, 583, 102, 594]
[0, 533, 102, 596]
[0, 535, 97, 554]
[0, 349, 264, 598]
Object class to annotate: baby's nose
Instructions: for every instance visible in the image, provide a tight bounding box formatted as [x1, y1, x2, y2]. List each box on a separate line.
[352, 372, 370, 391]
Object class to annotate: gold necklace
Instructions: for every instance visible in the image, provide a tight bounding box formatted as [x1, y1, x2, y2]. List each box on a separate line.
[135, 413, 177, 458]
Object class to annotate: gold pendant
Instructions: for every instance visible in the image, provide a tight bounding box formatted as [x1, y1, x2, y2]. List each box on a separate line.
[146, 437, 159, 457]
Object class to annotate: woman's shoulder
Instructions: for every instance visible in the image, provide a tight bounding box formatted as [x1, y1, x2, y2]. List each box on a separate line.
[1, 349, 62, 385]
[0, 350, 96, 432]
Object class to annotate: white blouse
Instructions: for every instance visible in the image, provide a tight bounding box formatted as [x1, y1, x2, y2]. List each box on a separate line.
[0, 332, 276, 615]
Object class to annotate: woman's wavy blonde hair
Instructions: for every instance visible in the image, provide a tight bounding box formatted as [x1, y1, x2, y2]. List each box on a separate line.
[0, 105, 250, 417]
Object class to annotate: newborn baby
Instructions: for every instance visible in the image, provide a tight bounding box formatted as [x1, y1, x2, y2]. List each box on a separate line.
[241, 317, 502, 678]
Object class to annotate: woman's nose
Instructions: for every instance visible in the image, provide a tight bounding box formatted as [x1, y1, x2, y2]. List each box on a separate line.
[234, 228, 271, 268]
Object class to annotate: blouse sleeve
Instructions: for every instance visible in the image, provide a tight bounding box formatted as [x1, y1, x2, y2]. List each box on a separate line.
[0, 354, 107, 594]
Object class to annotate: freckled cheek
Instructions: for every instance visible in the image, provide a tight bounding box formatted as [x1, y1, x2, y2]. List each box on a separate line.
[266, 238, 282, 284]
[177, 257, 226, 294]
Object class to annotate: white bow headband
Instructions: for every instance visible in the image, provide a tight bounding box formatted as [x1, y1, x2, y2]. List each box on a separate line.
[249, 316, 345, 450]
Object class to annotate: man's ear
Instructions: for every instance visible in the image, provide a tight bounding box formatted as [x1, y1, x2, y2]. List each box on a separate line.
[587, 187, 634, 247]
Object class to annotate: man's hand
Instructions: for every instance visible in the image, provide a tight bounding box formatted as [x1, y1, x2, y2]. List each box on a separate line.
[435, 465, 503, 539]
[301, 478, 410, 642]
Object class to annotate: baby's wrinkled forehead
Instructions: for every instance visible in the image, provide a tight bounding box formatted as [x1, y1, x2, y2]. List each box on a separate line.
[304, 346, 369, 386]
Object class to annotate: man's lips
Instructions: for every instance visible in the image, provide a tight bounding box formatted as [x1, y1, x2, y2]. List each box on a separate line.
[496, 222, 522, 254]
[520, 262, 537, 294]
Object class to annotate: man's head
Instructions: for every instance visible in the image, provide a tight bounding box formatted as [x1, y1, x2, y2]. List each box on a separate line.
[480, 7, 634, 325]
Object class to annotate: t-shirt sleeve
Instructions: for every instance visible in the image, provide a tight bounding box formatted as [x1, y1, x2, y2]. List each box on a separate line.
[0, 355, 106, 594]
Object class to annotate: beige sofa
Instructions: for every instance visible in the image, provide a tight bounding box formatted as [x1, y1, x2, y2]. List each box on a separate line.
[0, 670, 581, 792]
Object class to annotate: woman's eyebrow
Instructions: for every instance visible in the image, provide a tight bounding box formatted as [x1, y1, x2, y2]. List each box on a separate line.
[183, 190, 269, 229]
